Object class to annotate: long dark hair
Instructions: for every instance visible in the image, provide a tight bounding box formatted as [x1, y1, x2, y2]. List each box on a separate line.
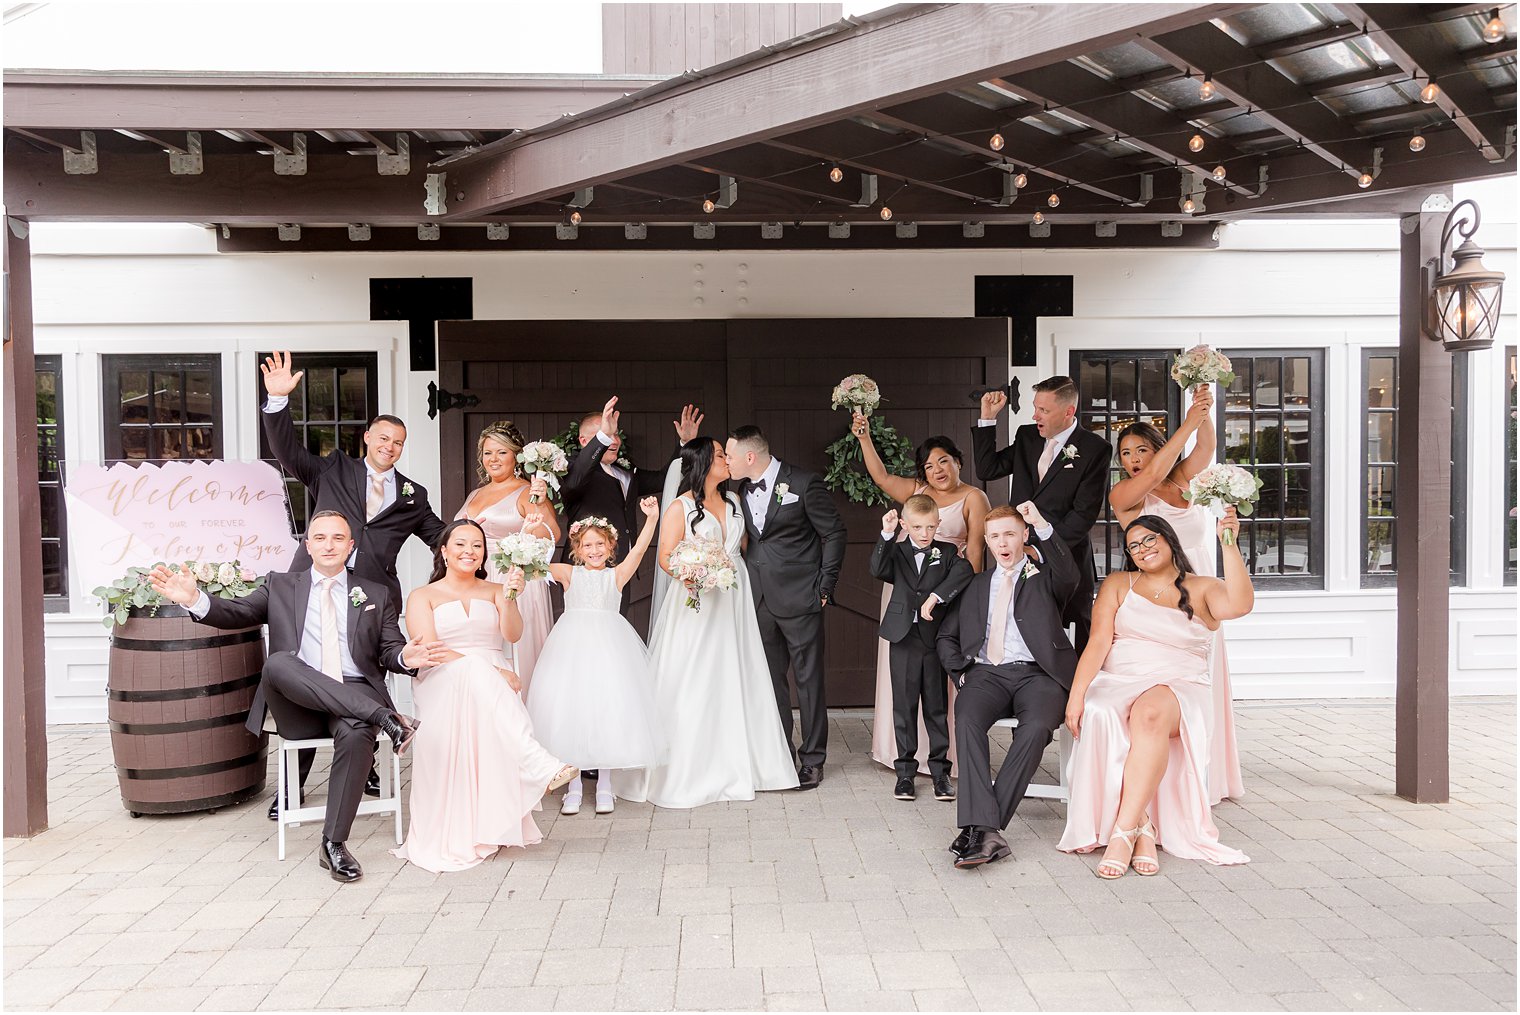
[1116, 421, 1167, 454]
[1122, 514, 1196, 620]
[676, 437, 719, 529]
[915, 436, 964, 482]
[429, 518, 489, 583]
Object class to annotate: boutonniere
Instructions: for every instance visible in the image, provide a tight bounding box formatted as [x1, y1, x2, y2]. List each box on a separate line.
[400, 481, 415, 497]
[774, 482, 790, 503]
[1061, 445, 1079, 461]
[1021, 561, 1040, 579]
[350, 585, 367, 607]
[929, 547, 942, 563]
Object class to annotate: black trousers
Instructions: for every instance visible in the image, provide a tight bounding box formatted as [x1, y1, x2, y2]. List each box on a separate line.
[262, 651, 388, 842]
[755, 602, 827, 769]
[888, 635, 950, 780]
[953, 662, 1067, 831]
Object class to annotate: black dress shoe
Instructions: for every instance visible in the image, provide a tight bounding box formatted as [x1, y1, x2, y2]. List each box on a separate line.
[797, 765, 823, 791]
[893, 777, 915, 801]
[318, 837, 363, 883]
[933, 775, 956, 801]
[375, 712, 421, 756]
[267, 791, 304, 821]
[954, 828, 1012, 869]
[365, 768, 381, 797]
[949, 827, 972, 857]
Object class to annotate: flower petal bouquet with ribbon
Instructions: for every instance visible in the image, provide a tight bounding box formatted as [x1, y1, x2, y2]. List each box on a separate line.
[1185, 463, 1263, 546]
[92, 560, 263, 628]
[518, 440, 570, 503]
[492, 532, 555, 598]
[1170, 345, 1235, 390]
[667, 537, 738, 613]
[830, 373, 882, 417]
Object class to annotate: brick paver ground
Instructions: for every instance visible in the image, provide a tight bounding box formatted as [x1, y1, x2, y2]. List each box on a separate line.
[4, 700, 1515, 1012]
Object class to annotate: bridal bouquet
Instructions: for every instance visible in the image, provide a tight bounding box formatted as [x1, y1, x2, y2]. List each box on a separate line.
[667, 537, 738, 613]
[1185, 463, 1263, 546]
[492, 532, 555, 598]
[93, 560, 263, 628]
[518, 440, 570, 503]
[830, 373, 882, 417]
[1170, 345, 1235, 389]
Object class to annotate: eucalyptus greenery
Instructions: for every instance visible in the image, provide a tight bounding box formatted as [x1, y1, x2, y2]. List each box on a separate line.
[824, 414, 916, 508]
[92, 561, 265, 629]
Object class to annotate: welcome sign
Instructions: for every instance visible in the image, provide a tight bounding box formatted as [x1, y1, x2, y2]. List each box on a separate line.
[64, 460, 299, 593]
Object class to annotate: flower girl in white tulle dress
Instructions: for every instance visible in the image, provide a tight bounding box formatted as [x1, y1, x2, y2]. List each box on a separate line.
[526, 500, 665, 816]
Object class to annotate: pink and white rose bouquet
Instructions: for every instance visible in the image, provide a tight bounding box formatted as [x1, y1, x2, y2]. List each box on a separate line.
[518, 440, 571, 503]
[830, 373, 882, 417]
[492, 532, 554, 598]
[1170, 345, 1235, 389]
[667, 537, 738, 612]
[1185, 463, 1263, 546]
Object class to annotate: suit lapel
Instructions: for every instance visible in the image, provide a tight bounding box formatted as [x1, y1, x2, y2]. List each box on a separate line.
[736, 484, 762, 543]
[366, 470, 410, 524]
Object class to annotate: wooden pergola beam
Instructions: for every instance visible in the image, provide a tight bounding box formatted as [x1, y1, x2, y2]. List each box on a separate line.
[437, 2, 1251, 218]
[767, 120, 1008, 206]
[1253, 21, 1364, 60]
[1343, 4, 1512, 162]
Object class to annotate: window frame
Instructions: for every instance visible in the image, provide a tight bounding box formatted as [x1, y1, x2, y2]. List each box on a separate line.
[101, 354, 224, 463]
[1506, 346, 1517, 587]
[1216, 347, 1326, 591]
[36, 355, 69, 611]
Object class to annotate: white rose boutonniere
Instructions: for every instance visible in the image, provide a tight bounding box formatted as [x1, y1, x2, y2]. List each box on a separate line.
[1021, 561, 1040, 580]
[775, 482, 790, 503]
[350, 586, 367, 607]
[1061, 445, 1079, 462]
[929, 547, 942, 563]
[401, 481, 415, 497]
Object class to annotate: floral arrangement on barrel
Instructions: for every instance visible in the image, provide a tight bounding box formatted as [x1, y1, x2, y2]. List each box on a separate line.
[517, 440, 570, 504]
[666, 537, 738, 612]
[823, 372, 916, 508]
[492, 532, 555, 599]
[93, 560, 265, 628]
[549, 418, 632, 472]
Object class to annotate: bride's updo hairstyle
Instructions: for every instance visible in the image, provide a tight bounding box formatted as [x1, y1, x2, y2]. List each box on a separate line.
[429, 518, 490, 583]
[676, 437, 720, 529]
[567, 516, 620, 564]
[1121, 514, 1196, 619]
[476, 420, 526, 485]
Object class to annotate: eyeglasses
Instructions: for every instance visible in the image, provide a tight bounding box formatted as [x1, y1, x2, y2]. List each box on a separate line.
[1125, 533, 1160, 554]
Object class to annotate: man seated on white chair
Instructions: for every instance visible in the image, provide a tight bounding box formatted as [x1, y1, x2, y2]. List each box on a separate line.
[935, 501, 1079, 870]
[149, 510, 444, 883]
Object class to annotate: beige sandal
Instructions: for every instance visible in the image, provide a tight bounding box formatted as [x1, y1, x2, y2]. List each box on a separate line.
[547, 765, 580, 794]
[1096, 824, 1141, 879]
[1131, 819, 1159, 876]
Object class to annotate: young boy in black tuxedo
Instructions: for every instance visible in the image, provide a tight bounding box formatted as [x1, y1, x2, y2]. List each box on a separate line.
[870, 494, 974, 802]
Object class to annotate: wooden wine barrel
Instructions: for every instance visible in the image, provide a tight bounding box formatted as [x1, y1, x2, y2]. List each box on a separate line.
[107, 605, 268, 816]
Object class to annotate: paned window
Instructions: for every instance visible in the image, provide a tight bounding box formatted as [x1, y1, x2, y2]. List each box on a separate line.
[1507, 347, 1517, 586]
[102, 355, 222, 462]
[36, 356, 67, 604]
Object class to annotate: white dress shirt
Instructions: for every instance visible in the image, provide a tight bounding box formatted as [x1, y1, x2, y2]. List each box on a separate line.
[745, 457, 783, 533]
[879, 533, 936, 622]
[978, 522, 1055, 665]
[189, 568, 380, 679]
[976, 418, 1079, 461]
[592, 431, 632, 496]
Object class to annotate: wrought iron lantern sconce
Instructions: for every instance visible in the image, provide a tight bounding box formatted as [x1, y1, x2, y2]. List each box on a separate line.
[1425, 199, 1506, 352]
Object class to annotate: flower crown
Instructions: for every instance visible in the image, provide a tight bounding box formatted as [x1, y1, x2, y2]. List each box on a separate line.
[568, 516, 619, 542]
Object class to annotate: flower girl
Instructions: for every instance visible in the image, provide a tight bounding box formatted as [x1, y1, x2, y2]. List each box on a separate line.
[526, 499, 665, 815]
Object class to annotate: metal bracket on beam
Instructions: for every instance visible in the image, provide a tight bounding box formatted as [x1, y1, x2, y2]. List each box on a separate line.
[63, 131, 96, 174]
[417, 223, 440, 241]
[1029, 220, 1051, 239]
[962, 222, 985, 238]
[998, 174, 1018, 206]
[277, 223, 301, 242]
[1501, 125, 1517, 163]
[555, 223, 578, 240]
[1161, 221, 1184, 238]
[220, 224, 231, 240]
[424, 173, 448, 216]
[715, 176, 738, 209]
[1250, 164, 1269, 199]
[486, 223, 510, 240]
[168, 131, 202, 175]
[693, 222, 715, 240]
[1127, 173, 1154, 208]
[1095, 221, 1117, 238]
[895, 221, 918, 239]
[761, 222, 783, 240]
[624, 222, 647, 240]
[377, 133, 410, 176]
[828, 222, 851, 239]
[567, 187, 594, 208]
[1180, 169, 1206, 214]
[273, 133, 307, 176]
[851, 175, 878, 208]
[348, 223, 371, 242]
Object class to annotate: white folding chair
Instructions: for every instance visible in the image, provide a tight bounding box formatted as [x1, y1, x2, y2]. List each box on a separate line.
[275, 730, 403, 859]
[992, 718, 1073, 803]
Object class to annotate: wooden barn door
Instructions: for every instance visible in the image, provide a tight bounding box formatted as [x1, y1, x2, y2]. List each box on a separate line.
[727, 318, 1010, 706]
[438, 322, 728, 634]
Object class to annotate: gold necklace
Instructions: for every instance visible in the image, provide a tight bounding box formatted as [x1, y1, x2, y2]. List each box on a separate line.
[1136, 572, 1176, 600]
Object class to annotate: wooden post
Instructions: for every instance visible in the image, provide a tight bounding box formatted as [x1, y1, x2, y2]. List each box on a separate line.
[1395, 209, 1450, 803]
[3, 215, 49, 837]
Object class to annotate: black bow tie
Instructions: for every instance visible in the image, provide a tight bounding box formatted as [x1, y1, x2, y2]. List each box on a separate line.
[743, 478, 769, 493]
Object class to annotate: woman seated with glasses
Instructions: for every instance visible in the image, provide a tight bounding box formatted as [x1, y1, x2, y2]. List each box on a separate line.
[1056, 510, 1255, 879]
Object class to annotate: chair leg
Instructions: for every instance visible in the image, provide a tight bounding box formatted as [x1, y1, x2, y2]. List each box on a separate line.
[276, 742, 287, 861]
[1057, 726, 1073, 804]
[390, 742, 403, 845]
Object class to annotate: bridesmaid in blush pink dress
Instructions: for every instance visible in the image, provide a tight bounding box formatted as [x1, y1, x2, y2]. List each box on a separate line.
[456, 421, 559, 699]
[1059, 511, 1253, 875]
[1107, 385, 1244, 805]
[851, 414, 989, 781]
[394, 519, 577, 873]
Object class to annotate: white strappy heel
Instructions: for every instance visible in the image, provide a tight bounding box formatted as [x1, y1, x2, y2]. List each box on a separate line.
[1096, 824, 1140, 879]
[1131, 819, 1160, 876]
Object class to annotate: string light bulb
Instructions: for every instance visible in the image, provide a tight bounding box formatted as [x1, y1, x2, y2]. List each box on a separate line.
[569, 210, 582, 225]
[1013, 171, 1028, 189]
[1211, 164, 1227, 182]
[1483, 9, 1506, 43]
[1198, 76, 1215, 101]
[1188, 133, 1206, 153]
[1420, 80, 1440, 103]
[989, 132, 1005, 152]
[1182, 196, 1196, 214]
[702, 198, 715, 214]
[1032, 210, 1045, 225]
[1047, 192, 1060, 208]
[879, 206, 893, 221]
[1409, 133, 1427, 152]
[1357, 172, 1374, 189]
[829, 165, 844, 184]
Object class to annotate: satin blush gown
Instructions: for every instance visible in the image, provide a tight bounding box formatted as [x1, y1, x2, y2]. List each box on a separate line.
[1140, 492, 1245, 804]
[871, 490, 968, 777]
[392, 599, 564, 873]
[1058, 588, 1248, 865]
[457, 487, 555, 697]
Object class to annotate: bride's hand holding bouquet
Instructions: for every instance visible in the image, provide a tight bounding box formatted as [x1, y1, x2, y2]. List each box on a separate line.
[667, 537, 738, 613]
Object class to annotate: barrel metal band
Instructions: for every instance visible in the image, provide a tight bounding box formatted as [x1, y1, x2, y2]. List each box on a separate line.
[107, 673, 261, 703]
[110, 629, 263, 652]
[119, 750, 266, 781]
[119, 786, 265, 814]
[109, 712, 250, 736]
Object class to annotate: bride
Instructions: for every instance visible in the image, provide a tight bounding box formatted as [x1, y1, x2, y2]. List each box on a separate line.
[614, 438, 799, 807]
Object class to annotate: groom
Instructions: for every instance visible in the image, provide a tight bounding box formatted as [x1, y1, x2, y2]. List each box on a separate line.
[726, 426, 846, 789]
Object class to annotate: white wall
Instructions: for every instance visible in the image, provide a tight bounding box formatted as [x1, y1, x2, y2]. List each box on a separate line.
[26, 182, 1519, 721]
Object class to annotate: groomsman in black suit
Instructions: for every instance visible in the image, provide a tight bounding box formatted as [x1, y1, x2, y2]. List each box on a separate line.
[149, 511, 439, 883]
[259, 351, 448, 817]
[727, 425, 847, 790]
[870, 494, 975, 803]
[971, 375, 1109, 650]
[937, 501, 1078, 868]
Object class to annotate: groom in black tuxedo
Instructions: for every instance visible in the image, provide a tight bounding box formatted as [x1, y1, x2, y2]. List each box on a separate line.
[726, 425, 847, 789]
[972, 375, 1109, 650]
[937, 501, 1078, 868]
[149, 511, 438, 883]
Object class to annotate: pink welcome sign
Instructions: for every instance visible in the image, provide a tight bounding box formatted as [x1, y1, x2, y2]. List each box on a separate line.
[64, 460, 299, 592]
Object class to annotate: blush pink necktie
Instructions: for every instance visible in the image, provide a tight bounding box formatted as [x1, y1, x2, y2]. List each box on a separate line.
[986, 569, 1016, 665]
[1037, 438, 1060, 481]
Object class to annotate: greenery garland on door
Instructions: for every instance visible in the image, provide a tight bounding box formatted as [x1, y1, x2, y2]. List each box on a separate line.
[823, 415, 916, 508]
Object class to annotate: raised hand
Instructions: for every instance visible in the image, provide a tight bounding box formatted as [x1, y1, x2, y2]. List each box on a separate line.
[980, 389, 1008, 420]
[527, 476, 549, 503]
[1185, 384, 1214, 427]
[503, 567, 526, 597]
[881, 508, 899, 533]
[260, 350, 303, 398]
[674, 404, 705, 443]
[600, 395, 620, 439]
[639, 495, 660, 519]
[401, 633, 449, 670]
[147, 564, 200, 607]
[522, 508, 547, 534]
[1015, 499, 1047, 531]
[851, 411, 871, 442]
[1217, 505, 1240, 545]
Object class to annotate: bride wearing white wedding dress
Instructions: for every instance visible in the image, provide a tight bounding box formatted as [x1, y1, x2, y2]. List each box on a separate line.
[614, 438, 799, 808]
